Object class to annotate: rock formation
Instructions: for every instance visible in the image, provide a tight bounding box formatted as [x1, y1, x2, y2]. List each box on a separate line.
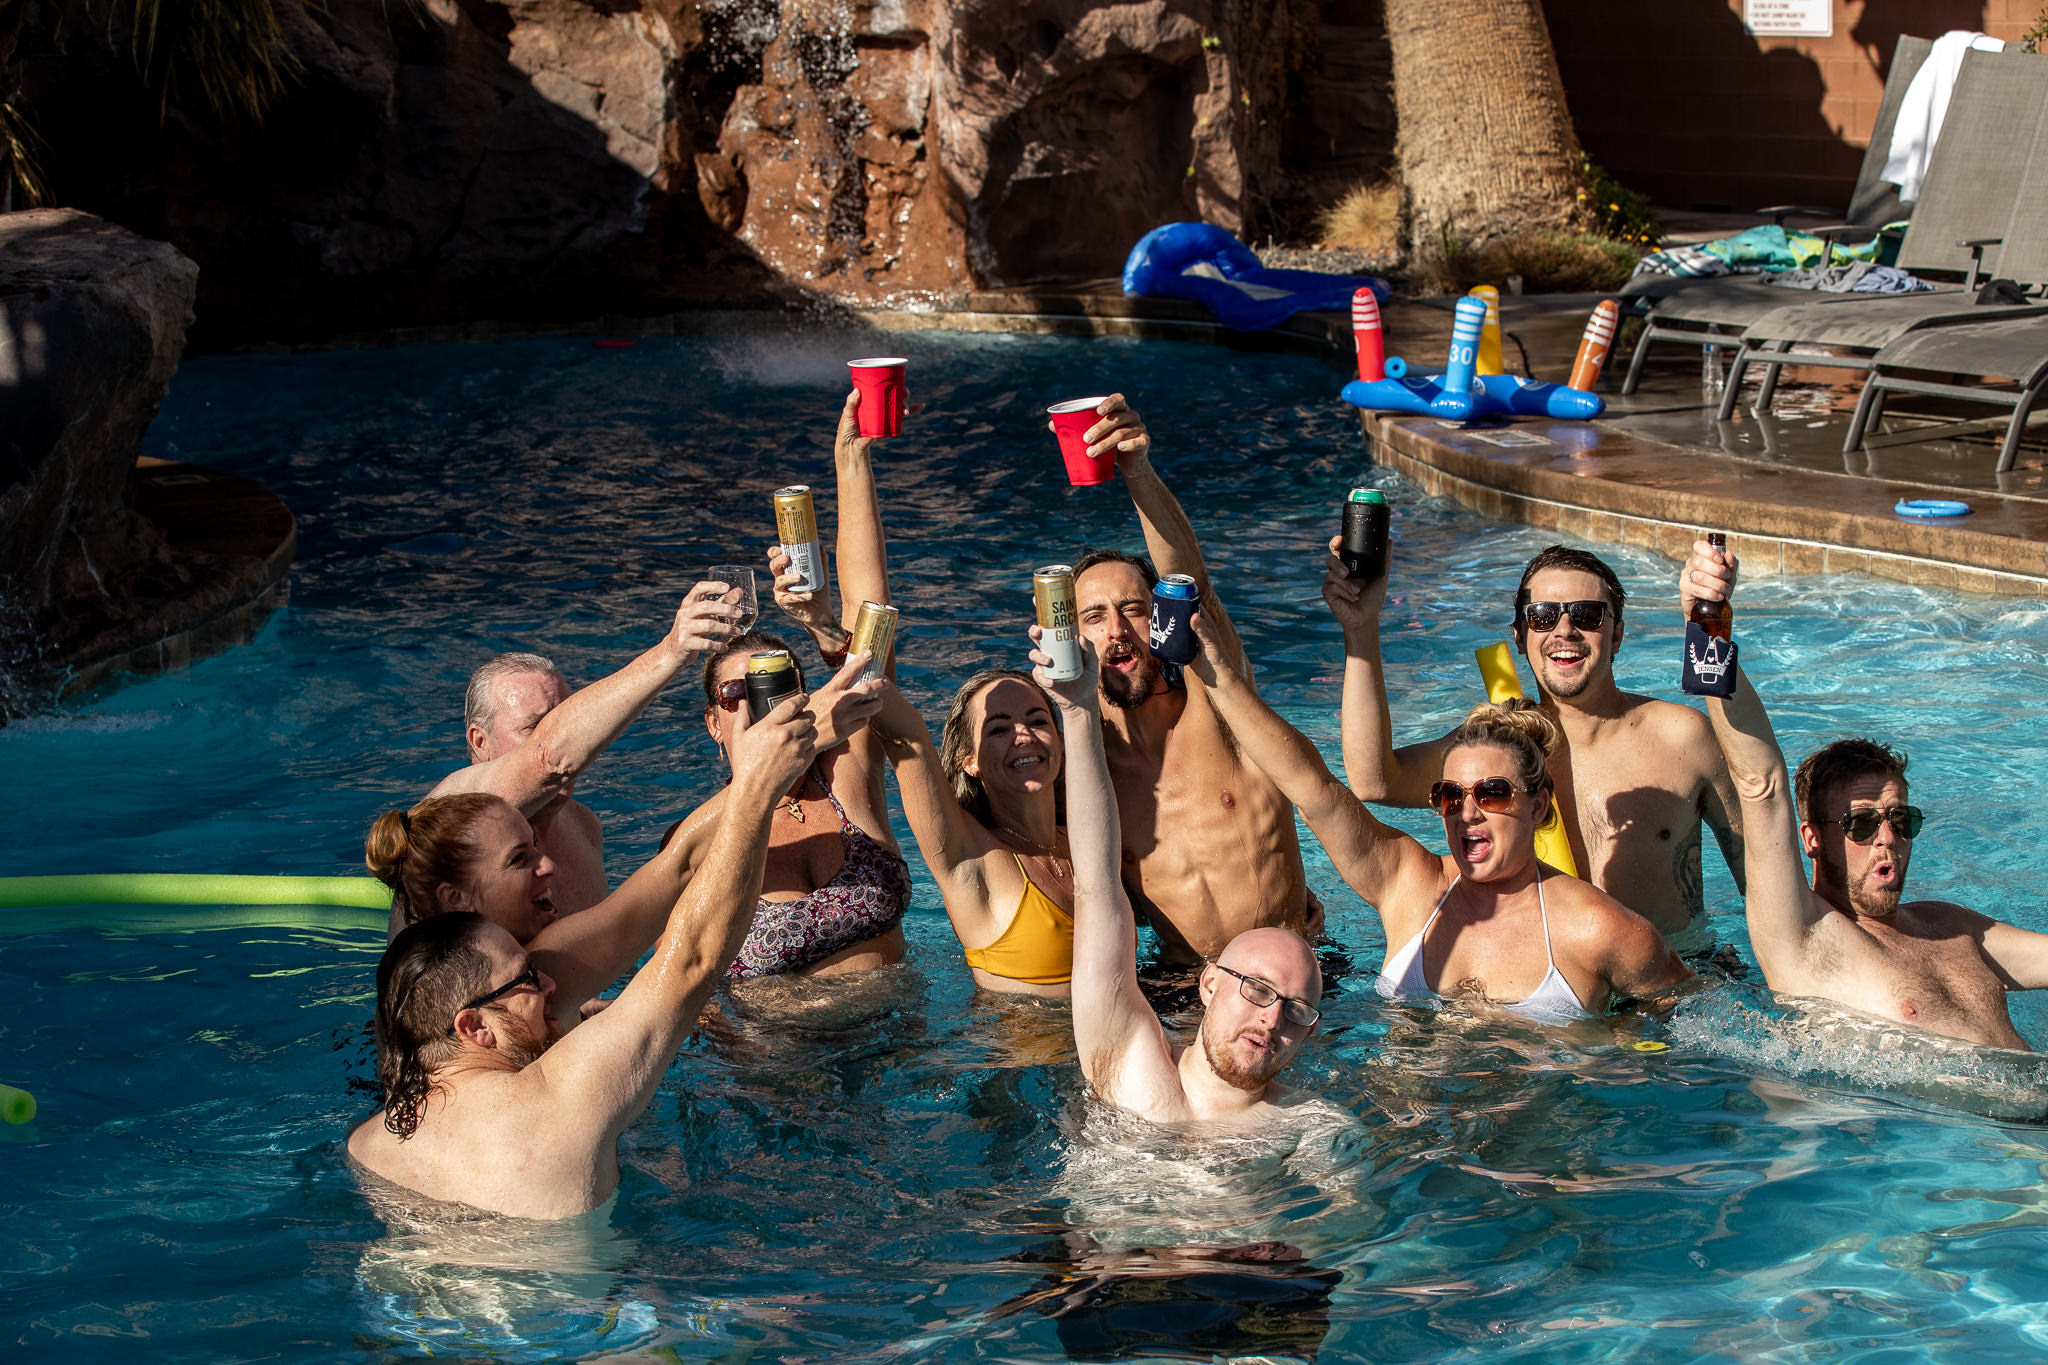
[20, 0, 1365, 340]
[0, 211, 197, 680]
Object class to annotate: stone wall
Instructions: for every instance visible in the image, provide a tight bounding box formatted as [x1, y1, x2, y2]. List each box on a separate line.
[20, 0, 1374, 342]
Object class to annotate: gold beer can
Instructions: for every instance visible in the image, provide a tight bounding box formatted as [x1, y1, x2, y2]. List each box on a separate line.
[848, 601, 898, 684]
[743, 648, 801, 715]
[1033, 564, 1083, 681]
[772, 485, 825, 593]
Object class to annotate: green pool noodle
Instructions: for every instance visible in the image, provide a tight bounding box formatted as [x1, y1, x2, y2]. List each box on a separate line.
[0, 874, 391, 911]
[0, 1084, 35, 1124]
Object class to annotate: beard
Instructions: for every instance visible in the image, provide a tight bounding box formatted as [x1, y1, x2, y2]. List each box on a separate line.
[1845, 863, 1907, 918]
[1200, 1015, 1285, 1092]
[496, 1010, 559, 1069]
[1099, 648, 1163, 709]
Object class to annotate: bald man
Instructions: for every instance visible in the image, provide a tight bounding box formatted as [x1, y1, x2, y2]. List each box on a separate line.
[1035, 632, 1322, 1123]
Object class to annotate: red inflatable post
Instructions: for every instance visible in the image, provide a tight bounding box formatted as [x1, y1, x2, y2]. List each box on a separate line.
[1352, 289, 1385, 383]
[1568, 300, 1620, 392]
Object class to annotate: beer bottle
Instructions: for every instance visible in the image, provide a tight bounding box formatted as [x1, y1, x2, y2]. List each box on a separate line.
[1680, 532, 1736, 697]
[1691, 533, 1732, 639]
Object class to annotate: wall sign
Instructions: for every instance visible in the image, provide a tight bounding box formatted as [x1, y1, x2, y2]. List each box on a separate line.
[1741, 0, 1834, 37]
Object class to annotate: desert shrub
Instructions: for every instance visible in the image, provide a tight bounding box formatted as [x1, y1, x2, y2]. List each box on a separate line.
[1315, 180, 1404, 258]
[1579, 154, 1663, 249]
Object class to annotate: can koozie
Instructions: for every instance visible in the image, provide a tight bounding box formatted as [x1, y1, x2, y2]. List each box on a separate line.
[1680, 622, 1738, 697]
[1149, 577, 1198, 664]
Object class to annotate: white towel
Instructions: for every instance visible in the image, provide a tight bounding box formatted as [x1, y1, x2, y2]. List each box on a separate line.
[1882, 30, 2006, 204]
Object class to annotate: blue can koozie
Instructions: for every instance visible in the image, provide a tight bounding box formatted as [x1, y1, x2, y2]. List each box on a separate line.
[1149, 574, 1199, 664]
[1679, 621, 1738, 697]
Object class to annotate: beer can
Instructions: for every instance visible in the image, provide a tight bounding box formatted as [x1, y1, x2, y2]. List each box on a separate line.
[1148, 574, 1199, 665]
[1339, 488, 1389, 583]
[848, 601, 898, 684]
[773, 485, 826, 594]
[1033, 565, 1083, 681]
[743, 649, 801, 716]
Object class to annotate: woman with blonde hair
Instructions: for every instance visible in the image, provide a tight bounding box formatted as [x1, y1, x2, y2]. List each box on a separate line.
[1182, 605, 1689, 1021]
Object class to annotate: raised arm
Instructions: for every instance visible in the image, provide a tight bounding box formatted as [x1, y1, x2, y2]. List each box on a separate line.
[531, 653, 878, 1018]
[1184, 604, 1439, 914]
[1322, 539, 1448, 807]
[1033, 634, 1179, 1105]
[535, 691, 816, 1146]
[1096, 396, 1255, 684]
[831, 389, 891, 632]
[1683, 543, 1822, 984]
[433, 587, 738, 816]
[866, 679, 995, 899]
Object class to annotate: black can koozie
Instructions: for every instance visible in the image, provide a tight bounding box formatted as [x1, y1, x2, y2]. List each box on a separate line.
[1149, 575, 1199, 664]
[1680, 621, 1738, 697]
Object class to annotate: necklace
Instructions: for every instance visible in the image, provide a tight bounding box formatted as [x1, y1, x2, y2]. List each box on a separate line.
[993, 823, 1071, 881]
[781, 772, 809, 824]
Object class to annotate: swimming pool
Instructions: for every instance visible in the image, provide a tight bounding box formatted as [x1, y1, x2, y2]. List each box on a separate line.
[7, 326, 2048, 1360]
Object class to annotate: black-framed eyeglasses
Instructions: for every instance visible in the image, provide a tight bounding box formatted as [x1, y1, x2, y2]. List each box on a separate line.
[1831, 805, 1924, 843]
[1211, 963, 1321, 1028]
[1522, 600, 1610, 632]
[712, 678, 747, 713]
[1428, 777, 1528, 815]
[450, 963, 542, 1034]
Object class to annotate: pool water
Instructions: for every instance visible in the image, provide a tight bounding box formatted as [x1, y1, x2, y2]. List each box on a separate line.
[7, 327, 2048, 1361]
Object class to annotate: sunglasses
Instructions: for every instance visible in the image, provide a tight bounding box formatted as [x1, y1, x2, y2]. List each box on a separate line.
[1830, 805, 1924, 843]
[1212, 963, 1321, 1028]
[712, 678, 747, 713]
[1522, 600, 1610, 632]
[1428, 777, 1527, 815]
[450, 963, 542, 1034]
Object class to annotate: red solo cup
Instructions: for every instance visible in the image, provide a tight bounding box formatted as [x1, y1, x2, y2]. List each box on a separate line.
[1048, 397, 1114, 485]
[848, 357, 907, 438]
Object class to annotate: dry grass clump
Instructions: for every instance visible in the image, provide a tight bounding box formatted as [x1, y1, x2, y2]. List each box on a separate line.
[1413, 232, 1641, 295]
[1316, 181, 1404, 258]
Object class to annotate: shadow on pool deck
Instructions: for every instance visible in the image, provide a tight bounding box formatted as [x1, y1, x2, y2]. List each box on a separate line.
[942, 283, 2048, 597]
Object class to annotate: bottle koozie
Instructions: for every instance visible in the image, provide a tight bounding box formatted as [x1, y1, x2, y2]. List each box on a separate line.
[1680, 621, 1738, 697]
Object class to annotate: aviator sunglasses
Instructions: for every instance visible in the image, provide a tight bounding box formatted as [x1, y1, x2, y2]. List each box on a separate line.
[449, 963, 542, 1034]
[1428, 777, 1527, 815]
[1211, 963, 1321, 1028]
[1830, 805, 1925, 843]
[1522, 599, 1610, 632]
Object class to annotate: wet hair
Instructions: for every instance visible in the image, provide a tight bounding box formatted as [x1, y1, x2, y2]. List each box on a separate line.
[373, 912, 496, 1141]
[700, 629, 805, 709]
[938, 669, 1067, 825]
[1442, 699, 1559, 798]
[464, 652, 563, 733]
[1073, 548, 1159, 592]
[365, 793, 503, 939]
[1512, 545, 1626, 634]
[1795, 739, 1909, 825]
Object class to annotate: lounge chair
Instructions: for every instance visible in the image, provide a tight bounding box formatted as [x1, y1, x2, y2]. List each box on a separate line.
[1715, 49, 2048, 420]
[1844, 313, 2048, 471]
[1617, 34, 1935, 395]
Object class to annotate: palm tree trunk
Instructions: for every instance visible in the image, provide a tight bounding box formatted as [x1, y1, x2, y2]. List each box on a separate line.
[1385, 0, 1589, 253]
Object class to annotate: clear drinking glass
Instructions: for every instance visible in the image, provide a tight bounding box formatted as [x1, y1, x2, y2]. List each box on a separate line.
[704, 566, 758, 634]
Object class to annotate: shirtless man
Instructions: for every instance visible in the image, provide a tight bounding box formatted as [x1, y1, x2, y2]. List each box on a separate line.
[1037, 632, 1323, 1122]
[349, 690, 815, 1218]
[1070, 397, 1312, 963]
[1685, 541, 2048, 1050]
[429, 588, 738, 915]
[1332, 543, 1743, 939]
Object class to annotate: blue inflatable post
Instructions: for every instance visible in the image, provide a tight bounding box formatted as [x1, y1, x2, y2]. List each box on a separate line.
[1442, 296, 1487, 397]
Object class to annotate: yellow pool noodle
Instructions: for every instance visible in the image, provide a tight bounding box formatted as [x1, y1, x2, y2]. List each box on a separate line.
[1471, 643, 1579, 877]
[1, 1084, 35, 1125]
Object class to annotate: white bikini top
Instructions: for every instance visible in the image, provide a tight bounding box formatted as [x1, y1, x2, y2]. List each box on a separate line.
[1374, 870, 1594, 1024]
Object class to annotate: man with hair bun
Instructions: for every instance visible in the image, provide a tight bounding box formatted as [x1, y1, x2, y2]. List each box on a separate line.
[1178, 601, 1687, 1022]
[348, 690, 817, 1218]
[1685, 542, 2048, 1049]
[1332, 541, 1745, 940]
[428, 586, 743, 915]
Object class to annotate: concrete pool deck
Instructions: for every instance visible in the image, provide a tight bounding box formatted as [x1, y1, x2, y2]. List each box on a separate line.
[940, 284, 2048, 597]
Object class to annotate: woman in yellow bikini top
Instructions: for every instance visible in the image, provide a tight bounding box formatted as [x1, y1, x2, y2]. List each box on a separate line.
[870, 667, 1077, 997]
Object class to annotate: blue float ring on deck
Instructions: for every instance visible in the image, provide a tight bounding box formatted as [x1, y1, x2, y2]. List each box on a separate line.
[1894, 499, 1972, 519]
